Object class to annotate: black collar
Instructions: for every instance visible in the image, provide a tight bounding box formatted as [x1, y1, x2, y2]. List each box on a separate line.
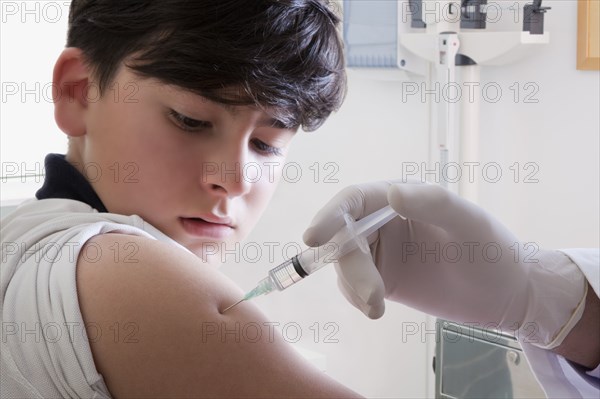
[36, 154, 108, 212]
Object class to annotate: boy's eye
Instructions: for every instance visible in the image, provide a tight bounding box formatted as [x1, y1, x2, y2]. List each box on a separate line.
[168, 109, 283, 156]
[168, 109, 212, 132]
[251, 138, 283, 157]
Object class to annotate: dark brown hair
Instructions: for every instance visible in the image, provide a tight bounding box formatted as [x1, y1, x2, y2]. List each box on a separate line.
[67, 0, 347, 131]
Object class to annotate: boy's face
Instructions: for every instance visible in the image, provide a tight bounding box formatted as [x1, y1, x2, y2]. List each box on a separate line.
[69, 66, 296, 262]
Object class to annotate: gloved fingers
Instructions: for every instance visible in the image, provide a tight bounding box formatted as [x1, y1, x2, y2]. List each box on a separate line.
[337, 277, 386, 319]
[304, 180, 407, 247]
[387, 183, 498, 239]
[334, 248, 386, 319]
[336, 277, 367, 314]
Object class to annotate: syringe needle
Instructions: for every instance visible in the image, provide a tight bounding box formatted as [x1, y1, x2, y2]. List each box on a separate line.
[221, 298, 244, 314]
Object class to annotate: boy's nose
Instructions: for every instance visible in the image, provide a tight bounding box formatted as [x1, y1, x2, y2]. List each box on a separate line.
[200, 149, 252, 199]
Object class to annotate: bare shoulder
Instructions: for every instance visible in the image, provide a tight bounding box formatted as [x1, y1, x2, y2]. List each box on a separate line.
[76, 233, 360, 398]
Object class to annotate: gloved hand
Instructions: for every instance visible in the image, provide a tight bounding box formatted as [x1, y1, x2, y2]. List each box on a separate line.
[303, 181, 587, 349]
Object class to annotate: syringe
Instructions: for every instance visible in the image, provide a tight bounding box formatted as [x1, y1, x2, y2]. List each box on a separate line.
[222, 205, 399, 313]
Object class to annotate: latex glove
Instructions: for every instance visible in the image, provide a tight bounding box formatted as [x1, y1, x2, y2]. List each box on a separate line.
[303, 181, 587, 349]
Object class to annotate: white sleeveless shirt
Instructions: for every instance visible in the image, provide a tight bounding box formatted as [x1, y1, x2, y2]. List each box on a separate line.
[1, 198, 180, 398]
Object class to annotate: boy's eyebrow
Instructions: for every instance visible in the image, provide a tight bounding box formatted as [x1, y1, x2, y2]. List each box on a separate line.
[174, 89, 293, 130]
[216, 102, 239, 115]
[215, 101, 291, 129]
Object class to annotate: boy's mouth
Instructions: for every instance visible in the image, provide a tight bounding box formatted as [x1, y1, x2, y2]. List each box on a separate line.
[179, 216, 234, 239]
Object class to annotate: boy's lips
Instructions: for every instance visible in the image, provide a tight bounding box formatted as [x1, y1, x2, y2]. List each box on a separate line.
[179, 215, 234, 239]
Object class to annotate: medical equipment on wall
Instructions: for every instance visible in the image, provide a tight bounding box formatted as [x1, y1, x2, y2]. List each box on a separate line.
[221, 205, 398, 313]
[343, 0, 550, 201]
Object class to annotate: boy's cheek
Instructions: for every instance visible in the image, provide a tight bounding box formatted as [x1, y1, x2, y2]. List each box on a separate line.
[258, 160, 285, 186]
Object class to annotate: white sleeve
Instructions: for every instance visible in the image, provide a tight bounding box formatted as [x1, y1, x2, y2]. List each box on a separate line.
[2, 221, 156, 399]
[519, 248, 600, 399]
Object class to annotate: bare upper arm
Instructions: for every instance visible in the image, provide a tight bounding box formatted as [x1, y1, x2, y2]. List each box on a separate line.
[76, 233, 361, 398]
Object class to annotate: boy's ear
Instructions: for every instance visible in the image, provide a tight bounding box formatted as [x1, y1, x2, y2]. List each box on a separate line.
[53, 48, 92, 137]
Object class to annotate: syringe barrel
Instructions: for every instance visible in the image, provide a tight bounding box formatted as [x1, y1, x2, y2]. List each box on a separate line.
[266, 205, 397, 292]
[267, 257, 305, 291]
[295, 239, 349, 275]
